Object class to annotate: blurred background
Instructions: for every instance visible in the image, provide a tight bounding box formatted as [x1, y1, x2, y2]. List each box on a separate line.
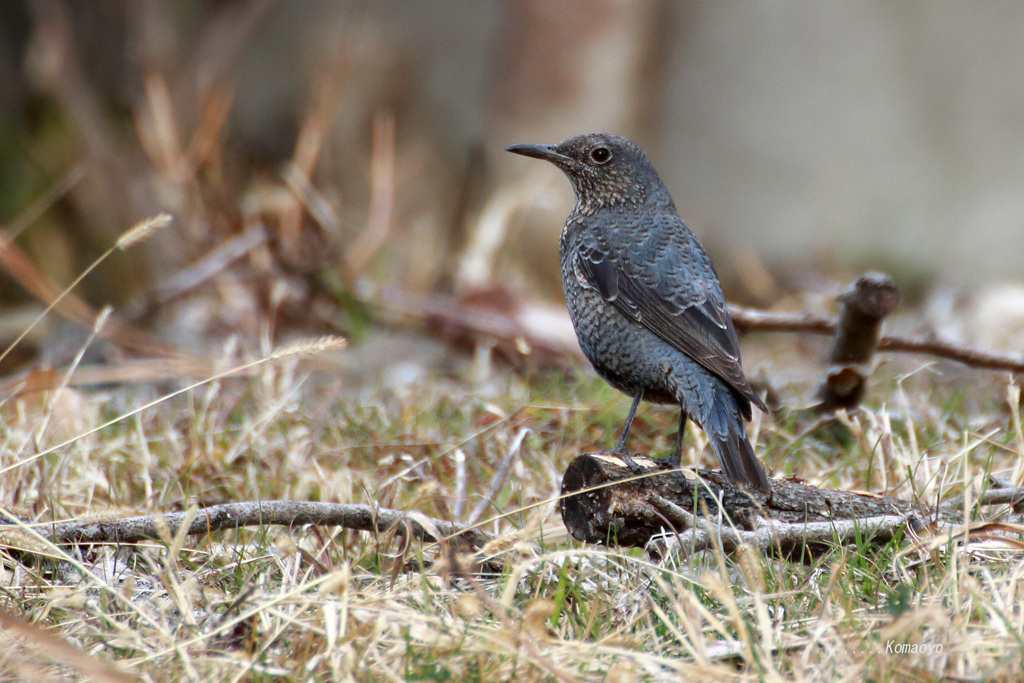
[2, 0, 1023, 379]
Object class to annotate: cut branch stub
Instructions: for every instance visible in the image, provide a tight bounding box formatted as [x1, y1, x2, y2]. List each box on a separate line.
[819, 272, 899, 411]
[558, 452, 717, 546]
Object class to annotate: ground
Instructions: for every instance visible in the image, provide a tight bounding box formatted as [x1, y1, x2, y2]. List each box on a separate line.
[1, 332, 1023, 682]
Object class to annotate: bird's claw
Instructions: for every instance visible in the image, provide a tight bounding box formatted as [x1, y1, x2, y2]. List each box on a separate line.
[611, 447, 682, 476]
[610, 446, 646, 475]
[642, 453, 681, 472]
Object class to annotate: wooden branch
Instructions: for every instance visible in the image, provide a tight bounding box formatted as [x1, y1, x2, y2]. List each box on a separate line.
[729, 301, 1024, 375]
[990, 476, 1024, 514]
[646, 509, 913, 558]
[1, 501, 490, 554]
[818, 272, 899, 410]
[875, 334, 1024, 374]
[726, 306, 837, 335]
[938, 480, 1024, 516]
[559, 451, 1024, 552]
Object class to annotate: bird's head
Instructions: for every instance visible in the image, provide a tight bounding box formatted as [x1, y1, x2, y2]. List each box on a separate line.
[506, 133, 669, 211]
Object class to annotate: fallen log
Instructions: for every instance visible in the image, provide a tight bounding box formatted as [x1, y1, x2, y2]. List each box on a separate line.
[559, 451, 1024, 555]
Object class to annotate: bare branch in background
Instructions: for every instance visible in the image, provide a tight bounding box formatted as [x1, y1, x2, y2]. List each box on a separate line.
[730, 299, 1024, 375]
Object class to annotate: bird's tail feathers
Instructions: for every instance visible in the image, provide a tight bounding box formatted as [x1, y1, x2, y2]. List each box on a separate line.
[711, 419, 771, 493]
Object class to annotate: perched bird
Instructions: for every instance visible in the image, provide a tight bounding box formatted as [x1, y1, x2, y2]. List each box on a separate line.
[507, 133, 770, 492]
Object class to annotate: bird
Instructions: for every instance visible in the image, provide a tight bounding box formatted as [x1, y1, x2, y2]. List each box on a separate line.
[507, 133, 771, 492]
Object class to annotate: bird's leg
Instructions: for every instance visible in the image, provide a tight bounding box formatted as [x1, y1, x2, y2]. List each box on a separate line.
[614, 392, 642, 451]
[612, 392, 645, 473]
[635, 409, 687, 472]
[668, 410, 688, 469]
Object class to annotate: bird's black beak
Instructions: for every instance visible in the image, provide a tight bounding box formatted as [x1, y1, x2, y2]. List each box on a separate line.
[505, 143, 572, 165]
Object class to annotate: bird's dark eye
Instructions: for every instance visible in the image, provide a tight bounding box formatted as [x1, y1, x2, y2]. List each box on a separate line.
[590, 147, 611, 164]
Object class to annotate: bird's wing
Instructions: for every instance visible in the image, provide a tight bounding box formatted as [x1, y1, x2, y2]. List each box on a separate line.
[575, 234, 767, 414]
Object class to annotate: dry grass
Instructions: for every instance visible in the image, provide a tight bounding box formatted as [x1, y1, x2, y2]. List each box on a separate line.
[1, 337, 1023, 682]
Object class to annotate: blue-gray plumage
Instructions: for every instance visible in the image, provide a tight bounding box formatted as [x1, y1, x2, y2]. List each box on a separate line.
[507, 133, 770, 492]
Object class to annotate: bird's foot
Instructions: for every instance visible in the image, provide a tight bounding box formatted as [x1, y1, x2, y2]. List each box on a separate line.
[642, 453, 681, 472]
[610, 447, 683, 477]
[610, 447, 647, 475]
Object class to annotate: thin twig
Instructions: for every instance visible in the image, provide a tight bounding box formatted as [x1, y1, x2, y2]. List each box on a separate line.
[0, 216, 182, 363]
[467, 427, 530, 526]
[344, 112, 396, 280]
[279, 47, 350, 250]
[727, 304, 836, 335]
[5, 165, 86, 240]
[938, 484, 1024, 516]
[648, 512, 919, 556]
[4, 500, 490, 552]
[0, 337, 344, 477]
[0, 610, 136, 683]
[122, 223, 268, 321]
[876, 335, 1024, 373]
[452, 448, 468, 521]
